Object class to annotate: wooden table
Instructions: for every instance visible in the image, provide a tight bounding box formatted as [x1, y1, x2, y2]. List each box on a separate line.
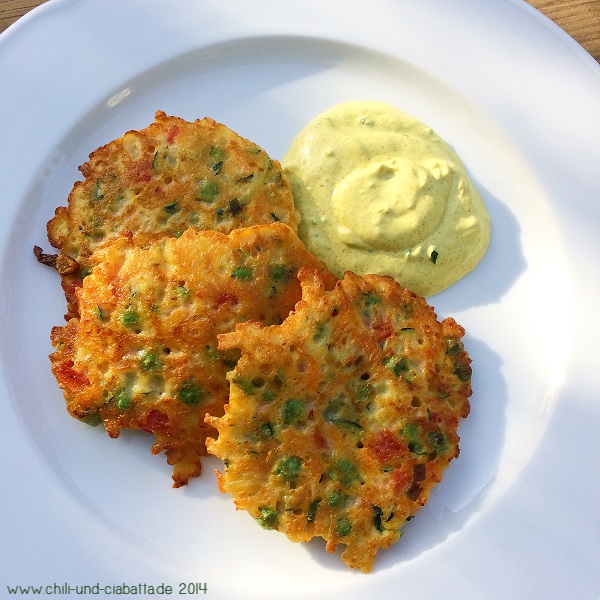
[1, 0, 599, 62]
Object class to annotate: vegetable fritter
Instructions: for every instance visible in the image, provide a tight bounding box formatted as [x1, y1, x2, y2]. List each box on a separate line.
[207, 268, 472, 572]
[49, 224, 334, 487]
[46, 110, 299, 318]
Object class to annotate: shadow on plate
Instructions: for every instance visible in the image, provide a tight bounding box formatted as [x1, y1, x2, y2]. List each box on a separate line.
[431, 182, 526, 313]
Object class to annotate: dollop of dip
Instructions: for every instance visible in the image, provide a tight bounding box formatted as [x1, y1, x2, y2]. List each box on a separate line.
[282, 101, 491, 296]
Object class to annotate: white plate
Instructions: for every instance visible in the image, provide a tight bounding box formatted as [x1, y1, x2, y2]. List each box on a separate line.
[2, 1, 600, 598]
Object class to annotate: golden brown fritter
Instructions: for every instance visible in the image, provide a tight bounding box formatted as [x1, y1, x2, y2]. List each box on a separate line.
[49, 224, 335, 487]
[207, 269, 471, 572]
[46, 110, 299, 317]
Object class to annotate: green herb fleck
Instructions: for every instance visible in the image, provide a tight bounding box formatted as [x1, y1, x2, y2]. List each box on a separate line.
[258, 422, 274, 439]
[323, 400, 362, 433]
[90, 180, 103, 202]
[152, 151, 162, 172]
[383, 355, 414, 383]
[307, 499, 321, 522]
[229, 198, 242, 216]
[372, 505, 384, 532]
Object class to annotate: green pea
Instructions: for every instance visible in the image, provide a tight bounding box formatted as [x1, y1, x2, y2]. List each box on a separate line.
[336, 517, 352, 537]
[257, 506, 278, 529]
[402, 423, 428, 456]
[277, 456, 302, 482]
[355, 382, 374, 401]
[82, 412, 102, 427]
[312, 323, 327, 342]
[198, 180, 219, 202]
[362, 292, 381, 307]
[445, 338, 464, 355]
[262, 390, 276, 402]
[115, 390, 132, 410]
[209, 147, 224, 161]
[454, 362, 472, 382]
[403, 423, 419, 438]
[269, 264, 293, 283]
[334, 459, 360, 488]
[231, 266, 253, 281]
[283, 399, 305, 425]
[178, 381, 204, 406]
[233, 376, 262, 396]
[327, 489, 347, 508]
[121, 308, 139, 327]
[428, 430, 449, 456]
[140, 350, 161, 372]
[175, 285, 190, 299]
[205, 345, 219, 360]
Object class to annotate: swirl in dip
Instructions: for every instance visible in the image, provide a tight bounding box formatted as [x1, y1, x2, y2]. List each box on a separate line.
[282, 101, 491, 296]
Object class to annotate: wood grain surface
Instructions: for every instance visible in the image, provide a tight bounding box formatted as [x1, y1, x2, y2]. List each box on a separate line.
[1, 0, 598, 62]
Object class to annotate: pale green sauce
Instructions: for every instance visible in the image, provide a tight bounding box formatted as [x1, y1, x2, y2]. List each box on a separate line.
[282, 101, 491, 296]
